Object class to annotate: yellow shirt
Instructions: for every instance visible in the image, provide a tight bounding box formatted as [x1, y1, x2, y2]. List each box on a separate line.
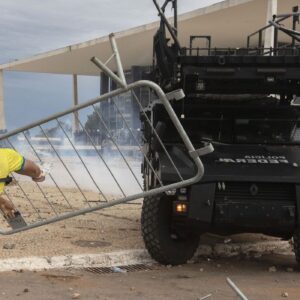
[0, 149, 24, 193]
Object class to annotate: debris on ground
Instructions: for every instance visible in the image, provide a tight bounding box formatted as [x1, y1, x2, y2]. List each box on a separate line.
[23, 288, 29, 293]
[269, 266, 277, 272]
[111, 266, 127, 273]
[13, 269, 24, 273]
[224, 239, 232, 244]
[199, 293, 212, 300]
[226, 277, 248, 300]
[71, 293, 80, 299]
[3, 243, 15, 250]
[176, 274, 192, 279]
[281, 291, 289, 298]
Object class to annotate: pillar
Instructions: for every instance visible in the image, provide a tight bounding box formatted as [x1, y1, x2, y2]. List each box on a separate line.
[72, 74, 79, 133]
[100, 72, 109, 95]
[0, 71, 6, 133]
[264, 0, 278, 50]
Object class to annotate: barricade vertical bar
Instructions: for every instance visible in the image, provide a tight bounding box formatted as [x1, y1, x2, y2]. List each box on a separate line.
[5, 137, 42, 219]
[56, 118, 108, 202]
[91, 105, 143, 191]
[22, 131, 73, 209]
[3, 190, 16, 208]
[109, 33, 127, 86]
[75, 115, 127, 198]
[7, 138, 59, 216]
[91, 34, 184, 182]
[38, 125, 92, 208]
[111, 97, 163, 187]
[131, 90, 184, 181]
[7, 173, 42, 220]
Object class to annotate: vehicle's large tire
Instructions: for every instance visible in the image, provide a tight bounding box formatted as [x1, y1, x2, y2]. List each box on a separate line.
[293, 229, 300, 265]
[141, 193, 200, 265]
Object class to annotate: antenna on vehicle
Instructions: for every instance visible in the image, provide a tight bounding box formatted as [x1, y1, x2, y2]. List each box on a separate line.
[153, 0, 181, 49]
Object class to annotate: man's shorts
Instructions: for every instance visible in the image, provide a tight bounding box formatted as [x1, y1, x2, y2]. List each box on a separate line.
[0, 149, 25, 193]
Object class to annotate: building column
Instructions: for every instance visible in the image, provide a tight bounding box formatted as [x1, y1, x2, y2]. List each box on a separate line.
[100, 72, 109, 95]
[0, 71, 6, 133]
[100, 72, 110, 127]
[264, 0, 278, 50]
[72, 74, 79, 133]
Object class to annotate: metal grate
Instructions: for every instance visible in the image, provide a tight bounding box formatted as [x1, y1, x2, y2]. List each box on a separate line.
[215, 182, 295, 203]
[84, 264, 157, 274]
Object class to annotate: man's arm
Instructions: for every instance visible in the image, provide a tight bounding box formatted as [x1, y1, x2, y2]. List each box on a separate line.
[0, 152, 46, 219]
[16, 159, 45, 182]
[0, 159, 45, 220]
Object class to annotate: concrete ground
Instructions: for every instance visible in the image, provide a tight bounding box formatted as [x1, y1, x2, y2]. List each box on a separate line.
[0, 183, 298, 299]
[0, 199, 291, 261]
[0, 253, 299, 300]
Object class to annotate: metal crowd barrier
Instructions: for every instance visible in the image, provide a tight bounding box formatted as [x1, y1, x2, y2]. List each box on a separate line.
[0, 34, 211, 235]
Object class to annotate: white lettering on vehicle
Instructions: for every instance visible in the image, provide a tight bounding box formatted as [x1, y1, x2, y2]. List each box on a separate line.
[217, 155, 290, 164]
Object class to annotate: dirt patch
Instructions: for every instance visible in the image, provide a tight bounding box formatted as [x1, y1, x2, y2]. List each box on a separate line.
[0, 182, 143, 258]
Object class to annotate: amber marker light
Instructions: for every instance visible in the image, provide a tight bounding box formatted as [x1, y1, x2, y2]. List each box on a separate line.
[175, 203, 187, 213]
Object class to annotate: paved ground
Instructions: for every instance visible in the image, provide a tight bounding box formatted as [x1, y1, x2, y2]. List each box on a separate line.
[0, 202, 143, 258]
[0, 181, 297, 299]
[0, 253, 299, 300]
[0, 192, 286, 260]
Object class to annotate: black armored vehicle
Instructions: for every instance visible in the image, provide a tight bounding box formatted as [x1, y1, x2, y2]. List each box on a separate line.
[141, 0, 300, 265]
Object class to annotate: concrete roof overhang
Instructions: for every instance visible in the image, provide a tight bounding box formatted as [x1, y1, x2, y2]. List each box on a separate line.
[0, 0, 299, 76]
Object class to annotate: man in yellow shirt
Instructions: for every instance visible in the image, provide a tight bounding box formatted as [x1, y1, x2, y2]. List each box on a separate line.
[0, 148, 45, 219]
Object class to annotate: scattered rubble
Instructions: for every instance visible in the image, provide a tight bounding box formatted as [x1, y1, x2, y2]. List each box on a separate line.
[71, 292, 80, 299]
[269, 266, 277, 273]
[3, 243, 15, 250]
[111, 266, 126, 273]
[199, 294, 212, 300]
[226, 277, 248, 300]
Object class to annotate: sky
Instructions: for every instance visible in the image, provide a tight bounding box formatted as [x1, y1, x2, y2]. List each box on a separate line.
[0, 0, 223, 130]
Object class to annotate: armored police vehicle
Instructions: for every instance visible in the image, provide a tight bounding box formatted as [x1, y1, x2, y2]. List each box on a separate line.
[141, 0, 300, 265]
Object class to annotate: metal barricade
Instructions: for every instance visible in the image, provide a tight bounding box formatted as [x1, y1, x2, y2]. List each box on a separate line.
[0, 34, 212, 235]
